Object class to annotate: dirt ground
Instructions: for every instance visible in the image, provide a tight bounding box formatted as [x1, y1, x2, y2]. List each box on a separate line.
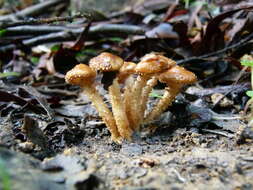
[1, 106, 253, 190]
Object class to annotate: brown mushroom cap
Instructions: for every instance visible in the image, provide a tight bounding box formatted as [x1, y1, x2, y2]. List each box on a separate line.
[159, 65, 197, 85]
[118, 61, 136, 83]
[119, 61, 136, 73]
[89, 52, 124, 72]
[135, 53, 176, 75]
[65, 64, 96, 86]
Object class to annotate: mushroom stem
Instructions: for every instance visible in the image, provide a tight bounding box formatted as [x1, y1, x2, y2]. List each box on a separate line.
[144, 84, 181, 124]
[139, 76, 158, 126]
[82, 84, 121, 143]
[109, 79, 133, 140]
[123, 76, 135, 130]
[130, 75, 150, 130]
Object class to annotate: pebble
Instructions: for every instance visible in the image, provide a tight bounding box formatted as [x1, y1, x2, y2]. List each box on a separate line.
[121, 143, 143, 156]
[18, 141, 35, 153]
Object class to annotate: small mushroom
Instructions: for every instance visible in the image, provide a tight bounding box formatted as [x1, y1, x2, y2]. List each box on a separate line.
[132, 53, 176, 130]
[144, 65, 197, 123]
[65, 64, 121, 143]
[89, 52, 133, 140]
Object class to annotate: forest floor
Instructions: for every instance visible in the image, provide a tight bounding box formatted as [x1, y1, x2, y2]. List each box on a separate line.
[0, 0, 253, 190]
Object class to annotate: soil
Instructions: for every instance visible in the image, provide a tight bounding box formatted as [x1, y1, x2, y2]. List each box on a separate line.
[1, 98, 253, 190]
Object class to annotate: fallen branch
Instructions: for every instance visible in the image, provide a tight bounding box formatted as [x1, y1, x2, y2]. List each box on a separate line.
[4, 22, 145, 36]
[0, 10, 107, 29]
[0, 14, 88, 29]
[0, 24, 145, 52]
[4, 25, 75, 35]
[0, 0, 66, 22]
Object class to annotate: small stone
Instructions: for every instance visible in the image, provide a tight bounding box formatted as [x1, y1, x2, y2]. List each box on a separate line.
[18, 141, 35, 153]
[121, 143, 143, 156]
[211, 93, 233, 107]
[238, 126, 253, 144]
[66, 171, 101, 190]
[41, 154, 85, 172]
[117, 169, 129, 179]
[137, 158, 158, 168]
[135, 168, 147, 178]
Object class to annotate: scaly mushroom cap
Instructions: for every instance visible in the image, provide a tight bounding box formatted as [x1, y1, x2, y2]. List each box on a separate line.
[159, 65, 197, 85]
[65, 64, 96, 86]
[119, 61, 136, 73]
[118, 61, 136, 83]
[89, 52, 124, 72]
[135, 53, 176, 75]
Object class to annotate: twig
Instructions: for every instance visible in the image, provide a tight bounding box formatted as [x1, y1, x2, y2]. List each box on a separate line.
[171, 168, 186, 183]
[163, 0, 179, 21]
[71, 22, 92, 51]
[0, 13, 90, 29]
[177, 32, 253, 65]
[239, 157, 253, 162]
[0, 0, 65, 22]
[90, 23, 145, 34]
[4, 25, 76, 35]
[0, 8, 107, 29]
[187, 83, 250, 97]
[0, 24, 145, 52]
[212, 66, 249, 108]
[202, 129, 235, 138]
[3, 22, 145, 36]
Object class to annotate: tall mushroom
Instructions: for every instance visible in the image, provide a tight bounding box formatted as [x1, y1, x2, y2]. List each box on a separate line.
[65, 64, 121, 143]
[144, 65, 197, 124]
[89, 52, 133, 140]
[132, 53, 176, 130]
[117, 61, 137, 129]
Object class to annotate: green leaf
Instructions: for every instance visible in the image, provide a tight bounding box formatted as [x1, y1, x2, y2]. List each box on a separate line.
[246, 90, 253, 97]
[107, 37, 124, 42]
[149, 92, 163, 98]
[240, 59, 253, 67]
[0, 72, 20, 78]
[0, 29, 7, 37]
[0, 159, 11, 190]
[75, 48, 97, 58]
[97, 37, 124, 43]
[31, 56, 39, 64]
[82, 48, 97, 54]
[50, 44, 60, 52]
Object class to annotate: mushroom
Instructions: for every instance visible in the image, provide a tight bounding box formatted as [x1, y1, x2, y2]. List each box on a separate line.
[65, 53, 197, 142]
[117, 61, 137, 129]
[139, 76, 158, 118]
[132, 53, 176, 130]
[89, 52, 133, 140]
[144, 65, 197, 124]
[65, 64, 121, 142]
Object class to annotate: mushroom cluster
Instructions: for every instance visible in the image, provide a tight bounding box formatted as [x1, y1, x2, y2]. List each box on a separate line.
[65, 52, 197, 143]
